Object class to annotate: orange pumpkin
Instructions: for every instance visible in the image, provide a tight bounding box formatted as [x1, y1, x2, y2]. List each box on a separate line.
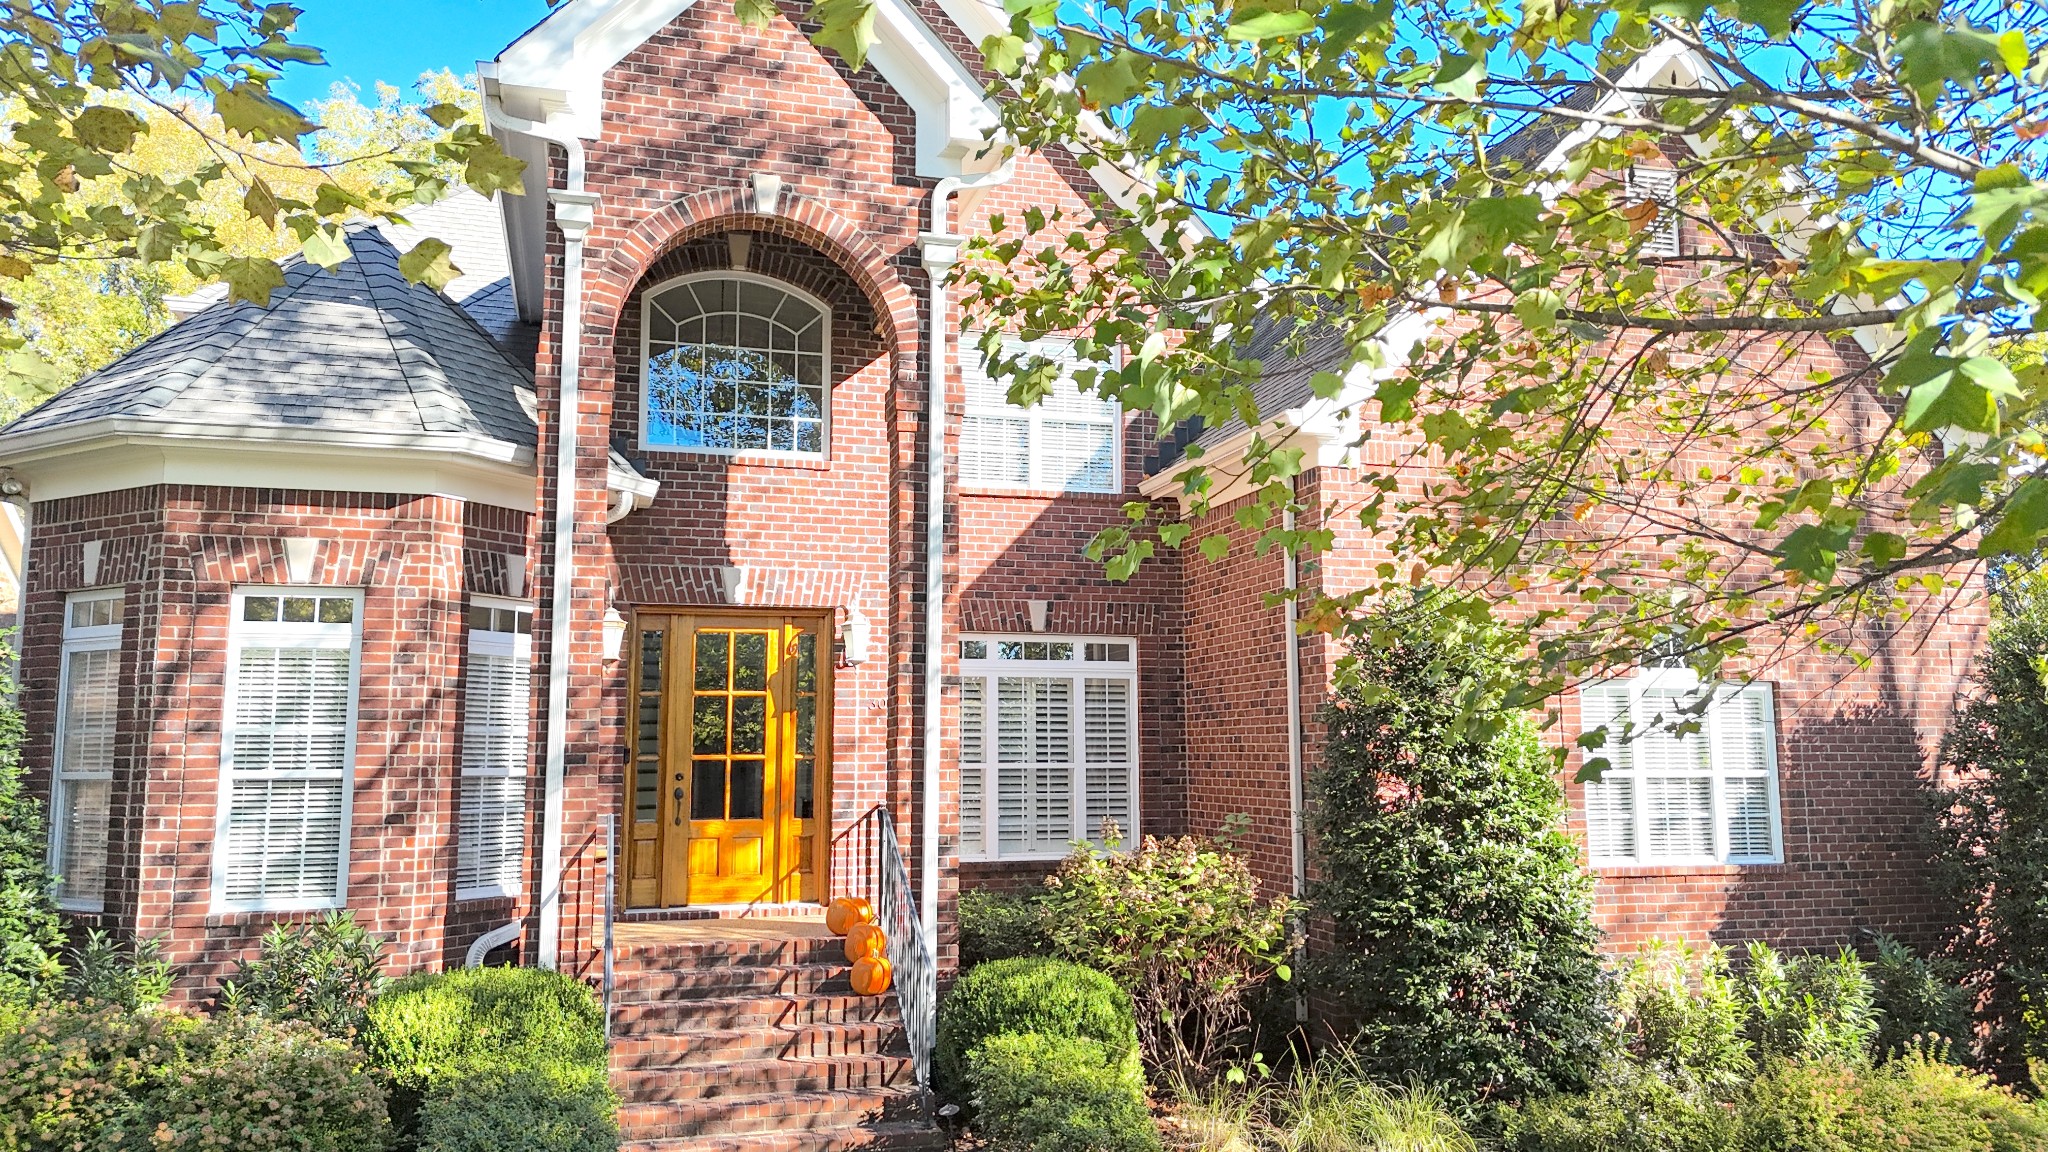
[851, 955, 894, 996]
[826, 896, 875, 936]
[844, 922, 888, 964]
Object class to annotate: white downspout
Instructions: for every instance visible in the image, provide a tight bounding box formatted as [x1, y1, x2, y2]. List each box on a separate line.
[916, 166, 1011, 946]
[482, 94, 598, 971]
[1283, 482, 1308, 1022]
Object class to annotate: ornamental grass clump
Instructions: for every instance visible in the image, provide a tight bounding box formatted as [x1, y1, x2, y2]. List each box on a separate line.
[1040, 833, 1294, 1084]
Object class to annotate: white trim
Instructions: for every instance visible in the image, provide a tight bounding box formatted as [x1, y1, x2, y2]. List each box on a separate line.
[457, 595, 535, 902]
[0, 424, 537, 511]
[637, 270, 834, 460]
[957, 633, 1140, 862]
[1580, 670, 1783, 868]
[50, 588, 124, 912]
[212, 587, 364, 915]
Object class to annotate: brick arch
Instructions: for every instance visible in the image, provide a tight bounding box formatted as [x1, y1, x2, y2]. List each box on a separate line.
[585, 186, 921, 373]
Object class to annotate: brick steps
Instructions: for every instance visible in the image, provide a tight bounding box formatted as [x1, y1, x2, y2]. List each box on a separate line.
[608, 922, 931, 1148]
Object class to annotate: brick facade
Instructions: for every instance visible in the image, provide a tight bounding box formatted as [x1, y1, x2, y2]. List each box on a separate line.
[0, 0, 1993, 1002]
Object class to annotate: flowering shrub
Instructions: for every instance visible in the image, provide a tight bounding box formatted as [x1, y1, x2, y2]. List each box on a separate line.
[1040, 835, 1294, 1083]
[134, 1014, 388, 1152]
[0, 1002, 188, 1150]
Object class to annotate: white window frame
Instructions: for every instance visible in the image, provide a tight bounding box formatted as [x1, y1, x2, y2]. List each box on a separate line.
[212, 587, 363, 914]
[957, 634, 1140, 862]
[50, 588, 124, 912]
[1627, 166, 1682, 257]
[457, 596, 533, 901]
[960, 331, 1124, 494]
[638, 270, 833, 460]
[1580, 669, 1782, 867]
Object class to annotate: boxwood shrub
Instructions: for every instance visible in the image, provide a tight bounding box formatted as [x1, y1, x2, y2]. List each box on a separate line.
[967, 1032, 1157, 1152]
[935, 956, 1139, 1102]
[416, 1065, 617, 1152]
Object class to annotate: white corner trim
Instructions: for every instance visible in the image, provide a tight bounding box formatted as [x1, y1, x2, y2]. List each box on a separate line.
[0, 423, 540, 512]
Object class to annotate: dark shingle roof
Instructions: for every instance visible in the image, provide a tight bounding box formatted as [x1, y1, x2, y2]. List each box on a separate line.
[0, 224, 537, 450]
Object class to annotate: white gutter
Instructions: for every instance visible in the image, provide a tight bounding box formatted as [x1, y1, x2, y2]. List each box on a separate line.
[482, 92, 599, 971]
[916, 166, 1012, 944]
[1282, 484, 1308, 1022]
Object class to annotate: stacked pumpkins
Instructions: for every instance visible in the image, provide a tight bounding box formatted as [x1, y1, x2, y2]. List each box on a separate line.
[828, 896, 893, 996]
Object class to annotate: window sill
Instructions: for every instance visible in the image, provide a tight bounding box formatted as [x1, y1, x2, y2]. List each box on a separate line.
[456, 886, 518, 903]
[1592, 860, 1788, 878]
[959, 485, 1128, 501]
[206, 899, 346, 922]
[642, 446, 834, 470]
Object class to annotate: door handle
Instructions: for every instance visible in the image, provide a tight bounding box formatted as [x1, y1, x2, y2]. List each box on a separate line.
[673, 786, 684, 825]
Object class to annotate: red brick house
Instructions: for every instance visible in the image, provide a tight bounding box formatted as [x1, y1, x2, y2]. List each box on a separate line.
[0, 8, 1984, 1143]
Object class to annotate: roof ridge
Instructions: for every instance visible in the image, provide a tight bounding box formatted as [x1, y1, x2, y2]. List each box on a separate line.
[347, 226, 464, 436]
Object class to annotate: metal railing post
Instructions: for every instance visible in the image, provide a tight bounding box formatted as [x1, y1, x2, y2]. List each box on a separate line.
[603, 813, 616, 1045]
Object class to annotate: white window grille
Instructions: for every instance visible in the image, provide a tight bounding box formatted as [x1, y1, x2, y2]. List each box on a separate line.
[1627, 166, 1682, 257]
[957, 636, 1138, 860]
[51, 590, 123, 911]
[213, 589, 362, 913]
[1580, 672, 1781, 866]
[961, 333, 1122, 493]
[458, 598, 532, 900]
[640, 272, 830, 456]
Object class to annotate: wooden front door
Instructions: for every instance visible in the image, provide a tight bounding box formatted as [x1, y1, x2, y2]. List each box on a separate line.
[624, 612, 828, 908]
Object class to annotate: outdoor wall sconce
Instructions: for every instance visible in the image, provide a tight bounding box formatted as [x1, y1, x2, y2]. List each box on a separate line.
[840, 605, 872, 666]
[602, 606, 627, 664]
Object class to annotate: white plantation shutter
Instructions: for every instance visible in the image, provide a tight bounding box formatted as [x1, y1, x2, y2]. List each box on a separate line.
[458, 601, 533, 898]
[215, 591, 361, 912]
[1578, 686, 1634, 862]
[1083, 678, 1133, 846]
[959, 677, 986, 856]
[52, 593, 123, 911]
[961, 638, 1138, 860]
[1628, 166, 1682, 256]
[1578, 674, 1781, 866]
[959, 333, 1120, 492]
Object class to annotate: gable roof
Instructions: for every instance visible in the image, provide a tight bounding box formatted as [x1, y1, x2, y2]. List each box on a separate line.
[0, 224, 537, 452]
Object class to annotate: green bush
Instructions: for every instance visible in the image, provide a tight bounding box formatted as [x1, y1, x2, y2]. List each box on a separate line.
[62, 931, 174, 1011]
[936, 957, 1140, 1103]
[415, 1065, 617, 1152]
[1739, 1054, 2048, 1152]
[0, 660, 63, 1009]
[1614, 942, 1753, 1094]
[1040, 834, 1293, 1083]
[135, 1013, 389, 1152]
[1309, 624, 1605, 1102]
[967, 1032, 1157, 1152]
[959, 889, 1053, 968]
[0, 1002, 190, 1150]
[1869, 936, 1973, 1063]
[365, 965, 607, 1144]
[1499, 1066, 1737, 1152]
[1740, 943, 1879, 1065]
[218, 911, 388, 1039]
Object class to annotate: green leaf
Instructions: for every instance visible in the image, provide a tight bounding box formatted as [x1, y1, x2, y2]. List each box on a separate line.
[810, 0, 879, 69]
[1775, 523, 1854, 583]
[1513, 288, 1563, 330]
[1431, 52, 1486, 100]
[243, 175, 280, 228]
[220, 256, 287, 306]
[1980, 479, 2048, 558]
[1225, 8, 1315, 41]
[210, 80, 314, 142]
[421, 102, 469, 130]
[1199, 535, 1230, 562]
[1736, 0, 1803, 38]
[461, 142, 529, 196]
[1860, 531, 1907, 568]
[71, 105, 145, 153]
[398, 237, 462, 291]
[981, 33, 1025, 75]
[301, 223, 351, 270]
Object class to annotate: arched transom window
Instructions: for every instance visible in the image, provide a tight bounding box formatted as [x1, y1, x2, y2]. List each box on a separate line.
[642, 274, 829, 455]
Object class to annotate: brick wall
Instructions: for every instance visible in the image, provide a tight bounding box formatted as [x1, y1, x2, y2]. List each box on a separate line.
[19, 485, 531, 998]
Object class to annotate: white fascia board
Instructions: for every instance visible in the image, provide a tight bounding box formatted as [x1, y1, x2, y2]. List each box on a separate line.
[0, 423, 540, 512]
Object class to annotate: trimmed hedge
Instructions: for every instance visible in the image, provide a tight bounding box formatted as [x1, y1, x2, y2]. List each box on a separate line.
[416, 1065, 617, 1152]
[967, 1032, 1157, 1152]
[935, 957, 1139, 1102]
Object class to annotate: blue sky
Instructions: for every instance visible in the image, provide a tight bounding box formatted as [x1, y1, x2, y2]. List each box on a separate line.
[271, 0, 557, 107]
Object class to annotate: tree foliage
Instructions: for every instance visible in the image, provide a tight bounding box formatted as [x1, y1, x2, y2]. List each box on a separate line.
[0, 643, 62, 1008]
[1307, 621, 1605, 1102]
[0, 7, 522, 403]
[1930, 563, 2048, 1085]
[763, 0, 2048, 707]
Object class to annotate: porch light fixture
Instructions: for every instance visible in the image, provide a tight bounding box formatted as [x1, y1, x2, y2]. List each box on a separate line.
[840, 605, 872, 666]
[602, 606, 627, 664]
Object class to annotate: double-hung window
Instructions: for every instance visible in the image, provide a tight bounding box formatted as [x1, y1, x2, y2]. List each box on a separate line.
[958, 637, 1138, 860]
[960, 333, 1121, 493]
[457, 598, 532, 900]
[214, 589, 361, 913]
[1579, 672, 1781, 866]
[51, 590, 123, 911]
